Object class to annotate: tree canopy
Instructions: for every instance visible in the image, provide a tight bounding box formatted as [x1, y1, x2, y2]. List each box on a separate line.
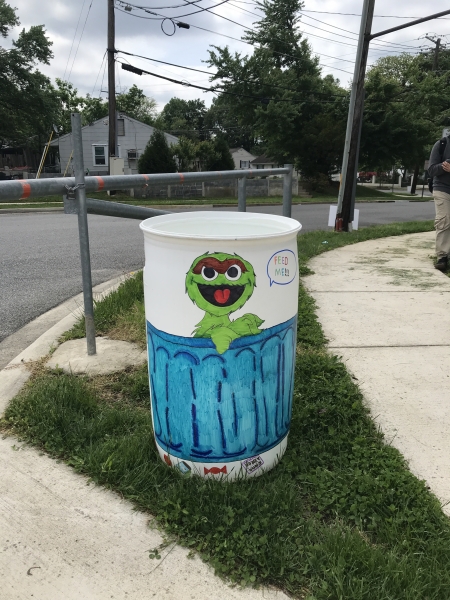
[205, 0, 347, 178]
[0, 0, 57, 148]
[155, 98, 208, 140]
[360, 50, 450, 172]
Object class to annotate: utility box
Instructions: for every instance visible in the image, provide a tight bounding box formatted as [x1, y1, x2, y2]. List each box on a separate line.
[110, 157, 124, 176]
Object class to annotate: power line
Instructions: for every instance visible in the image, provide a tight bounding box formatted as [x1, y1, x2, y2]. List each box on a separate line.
[117, 49, 350, 96]
[215, 0, 424, 51]
[116, 2, 355, 73]
[91, 51, 107, 95]
[300, 9, 450, 20]
[63, 0, 88, 81]
[119, 60, 350, 103]
[67, 0, 94, 82]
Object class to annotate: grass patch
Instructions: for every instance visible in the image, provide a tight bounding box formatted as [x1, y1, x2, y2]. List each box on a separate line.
[3, 220, 448, 599]
[61, 272, 144, 344]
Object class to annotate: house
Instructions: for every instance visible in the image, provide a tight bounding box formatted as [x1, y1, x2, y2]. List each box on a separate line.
[50, 114, 178, 175]
[250, 154, 279, 170]
[230, 147, 257, 170]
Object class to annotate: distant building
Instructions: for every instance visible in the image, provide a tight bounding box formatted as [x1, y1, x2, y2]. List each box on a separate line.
[50, 114, 178, 175]
[250, 154, 279, 170]
[230, 147, 257, 170]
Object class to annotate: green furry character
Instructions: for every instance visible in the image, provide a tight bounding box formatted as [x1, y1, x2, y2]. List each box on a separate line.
[185, 252, 264, 354]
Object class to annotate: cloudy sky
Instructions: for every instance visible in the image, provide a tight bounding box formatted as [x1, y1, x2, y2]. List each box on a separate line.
[4, 0, 449, 111]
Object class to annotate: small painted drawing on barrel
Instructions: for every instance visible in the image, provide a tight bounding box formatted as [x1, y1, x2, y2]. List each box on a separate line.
[242, 455, 264, 475]
[185, 252, 264, 354]
[267, 249, 297, 287]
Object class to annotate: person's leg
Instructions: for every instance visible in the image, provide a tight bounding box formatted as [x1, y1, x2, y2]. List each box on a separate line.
[434, 190, 450, 269]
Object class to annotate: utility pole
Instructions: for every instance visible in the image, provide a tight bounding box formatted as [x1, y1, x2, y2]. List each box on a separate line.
[336, 0, 375, 232]
[425, 35, 442, 71]
[107, 0, 117, 170]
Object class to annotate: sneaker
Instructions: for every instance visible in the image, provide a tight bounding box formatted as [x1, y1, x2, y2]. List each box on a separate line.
[435, 257, 448, 272]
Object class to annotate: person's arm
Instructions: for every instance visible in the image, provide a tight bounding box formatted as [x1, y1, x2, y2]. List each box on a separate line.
[428, 141, 450, 177]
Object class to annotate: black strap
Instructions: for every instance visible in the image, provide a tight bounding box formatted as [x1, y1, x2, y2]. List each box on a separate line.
[439, 136, 448, 161]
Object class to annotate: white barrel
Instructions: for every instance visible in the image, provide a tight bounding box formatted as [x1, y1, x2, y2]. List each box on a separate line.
[140, 211, 301, 480]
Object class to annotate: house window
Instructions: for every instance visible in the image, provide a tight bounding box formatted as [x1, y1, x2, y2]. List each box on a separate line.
[240, 160, 249, 168]
[117, 118, 125, 136]
[92, 145, 108, 166]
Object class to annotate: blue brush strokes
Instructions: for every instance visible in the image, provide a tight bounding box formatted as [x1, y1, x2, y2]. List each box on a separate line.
[147, 316, 297, 463]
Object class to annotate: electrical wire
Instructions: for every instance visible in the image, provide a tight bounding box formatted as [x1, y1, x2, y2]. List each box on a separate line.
[117, 0, 231, 20]
[207, 0, 428, 52]
[118, 59, 350, 103]
[116, 4, 355, 72]
[91, 51, 107, 95]
[300, 9, 450, 20]
[67, 0, 94, 82]
[117, 49, 350, 96]
[63, 0, 88, 81]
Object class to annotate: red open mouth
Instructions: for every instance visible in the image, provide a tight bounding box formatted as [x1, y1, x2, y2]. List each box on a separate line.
[214, 289, 231, 304]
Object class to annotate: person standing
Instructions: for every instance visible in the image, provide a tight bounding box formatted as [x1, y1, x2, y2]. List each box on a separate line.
[428, 135, 450, 271]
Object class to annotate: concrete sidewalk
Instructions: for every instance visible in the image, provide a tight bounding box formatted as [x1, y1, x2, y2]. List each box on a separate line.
[303, 230, 450, 514]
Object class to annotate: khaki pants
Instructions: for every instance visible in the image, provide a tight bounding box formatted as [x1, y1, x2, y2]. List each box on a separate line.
[434, 190, 450, 259]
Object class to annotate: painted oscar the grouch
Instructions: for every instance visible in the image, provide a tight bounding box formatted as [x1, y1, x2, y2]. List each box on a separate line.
[185, 252, 264, 354]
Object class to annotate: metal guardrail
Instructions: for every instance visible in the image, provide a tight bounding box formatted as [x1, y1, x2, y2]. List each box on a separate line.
[0, 167, 294, 215]
[1, 112, 294, 356]
[64, 196, 170, 219]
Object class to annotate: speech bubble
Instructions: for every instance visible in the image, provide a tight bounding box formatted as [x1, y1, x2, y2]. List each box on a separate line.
[267, 249, 297, 287]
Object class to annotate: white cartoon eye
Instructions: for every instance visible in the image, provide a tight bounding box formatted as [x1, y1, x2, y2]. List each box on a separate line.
[225, 265, 242, 281]
[201, 266, 218, 281]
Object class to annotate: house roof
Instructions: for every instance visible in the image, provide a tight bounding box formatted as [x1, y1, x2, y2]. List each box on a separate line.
[251, 154, 277, 165]
[49, 114, 178, 145]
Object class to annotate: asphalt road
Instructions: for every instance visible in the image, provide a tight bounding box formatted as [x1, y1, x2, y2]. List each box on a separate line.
[0, 200, 435, 367]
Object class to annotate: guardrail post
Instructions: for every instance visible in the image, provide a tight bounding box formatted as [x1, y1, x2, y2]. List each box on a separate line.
[283, 164, 293, 218]
[71, 112, 96, 356]
[238, 176, 247, 212]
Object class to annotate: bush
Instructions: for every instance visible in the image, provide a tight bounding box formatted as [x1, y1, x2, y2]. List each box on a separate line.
[302, 173, 330, 193]
[138, 129, 177, 174]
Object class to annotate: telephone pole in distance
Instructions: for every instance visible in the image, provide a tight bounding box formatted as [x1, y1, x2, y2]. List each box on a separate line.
[107, 0, 117, 171]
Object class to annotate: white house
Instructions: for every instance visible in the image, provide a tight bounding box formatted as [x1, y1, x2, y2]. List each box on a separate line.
[250, 154, 279, 170]
[230, 147, 257, 170]
[50, 114, 178, 175]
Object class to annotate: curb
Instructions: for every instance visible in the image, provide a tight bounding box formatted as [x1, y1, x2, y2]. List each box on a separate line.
[0, 273, 134, 415]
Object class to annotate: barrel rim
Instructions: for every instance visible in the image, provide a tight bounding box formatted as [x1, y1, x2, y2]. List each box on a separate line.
[139, 211, 301, 241]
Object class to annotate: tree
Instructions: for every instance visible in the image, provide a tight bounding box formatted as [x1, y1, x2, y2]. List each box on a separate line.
[138, 129, 177, 174]
[117, 85, 157, 125]
[155, 97, 208, 139]
[360, 52, 450, 173]
[0, 0, 58, 148]
[206, 0, 346, 178]
[172, 136, 198, 171]
[80, 85, 157, 127]
[205, 136, 234, 171]
[204, 97, 259, 151]
[54, 78, 85, 134]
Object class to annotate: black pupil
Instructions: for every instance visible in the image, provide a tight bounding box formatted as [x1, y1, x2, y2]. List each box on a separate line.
[227, 266, 238, 278]
[204, 267, 216, 279]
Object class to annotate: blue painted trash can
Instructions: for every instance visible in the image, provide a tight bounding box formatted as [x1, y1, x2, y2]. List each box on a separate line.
[140, 212, 301, 479]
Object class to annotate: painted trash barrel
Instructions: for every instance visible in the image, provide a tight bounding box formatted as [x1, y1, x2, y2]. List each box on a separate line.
[140, 212, 301, 480]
